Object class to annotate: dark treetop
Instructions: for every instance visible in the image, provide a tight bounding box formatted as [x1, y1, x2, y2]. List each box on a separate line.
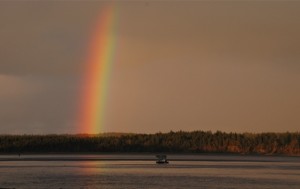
[0, 131, 299, 155]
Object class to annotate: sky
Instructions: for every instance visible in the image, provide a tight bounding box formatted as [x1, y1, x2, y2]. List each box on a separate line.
[0, 1, 300, 134]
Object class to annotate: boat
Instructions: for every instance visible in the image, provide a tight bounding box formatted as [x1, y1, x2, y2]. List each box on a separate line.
[155, 154, 169, 164]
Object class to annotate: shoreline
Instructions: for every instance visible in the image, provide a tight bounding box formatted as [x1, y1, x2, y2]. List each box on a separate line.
[0, 152, 299, 157]
[0, 153, 299, 162]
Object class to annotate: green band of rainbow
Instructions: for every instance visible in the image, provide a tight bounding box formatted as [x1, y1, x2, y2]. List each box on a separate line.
[79, 5, 118, 134]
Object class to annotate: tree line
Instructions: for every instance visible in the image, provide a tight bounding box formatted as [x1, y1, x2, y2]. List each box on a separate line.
[0, 131, 299, 155]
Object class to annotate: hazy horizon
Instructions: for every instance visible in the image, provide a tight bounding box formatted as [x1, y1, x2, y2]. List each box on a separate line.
[1, 1, 300, 134]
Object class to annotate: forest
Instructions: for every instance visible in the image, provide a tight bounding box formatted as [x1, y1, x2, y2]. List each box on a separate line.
[0, 131, 299, 155]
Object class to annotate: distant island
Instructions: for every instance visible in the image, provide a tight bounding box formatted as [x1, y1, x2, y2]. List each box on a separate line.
[0, 131, 299, 156]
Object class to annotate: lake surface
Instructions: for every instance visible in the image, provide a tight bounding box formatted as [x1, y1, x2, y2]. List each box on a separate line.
[0, 154, 299, 189]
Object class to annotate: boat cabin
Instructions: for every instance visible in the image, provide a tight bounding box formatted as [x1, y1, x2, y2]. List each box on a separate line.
[155, 154, 169, 164]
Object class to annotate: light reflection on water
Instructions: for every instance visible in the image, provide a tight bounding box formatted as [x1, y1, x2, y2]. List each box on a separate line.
[0, 155, 299, 189]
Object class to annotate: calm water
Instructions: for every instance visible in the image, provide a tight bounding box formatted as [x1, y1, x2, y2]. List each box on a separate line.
[0, 154, 299, 189]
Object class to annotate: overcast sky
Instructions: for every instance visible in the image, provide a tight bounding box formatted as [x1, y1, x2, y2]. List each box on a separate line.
[0, 1, 300, 134]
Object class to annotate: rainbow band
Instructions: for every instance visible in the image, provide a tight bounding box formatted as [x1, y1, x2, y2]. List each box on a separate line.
[80, 5, 118, 134]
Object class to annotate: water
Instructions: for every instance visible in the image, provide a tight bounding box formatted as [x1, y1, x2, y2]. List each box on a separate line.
[0, 154, 299, 189]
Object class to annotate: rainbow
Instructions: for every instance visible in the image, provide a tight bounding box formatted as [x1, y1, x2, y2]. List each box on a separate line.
[79, 5, 118, 134]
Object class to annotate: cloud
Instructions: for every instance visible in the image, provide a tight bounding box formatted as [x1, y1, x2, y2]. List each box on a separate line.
[0, 74, 80, 134]
[0, 2, 104, 76]
[0, 1, 300, 133]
